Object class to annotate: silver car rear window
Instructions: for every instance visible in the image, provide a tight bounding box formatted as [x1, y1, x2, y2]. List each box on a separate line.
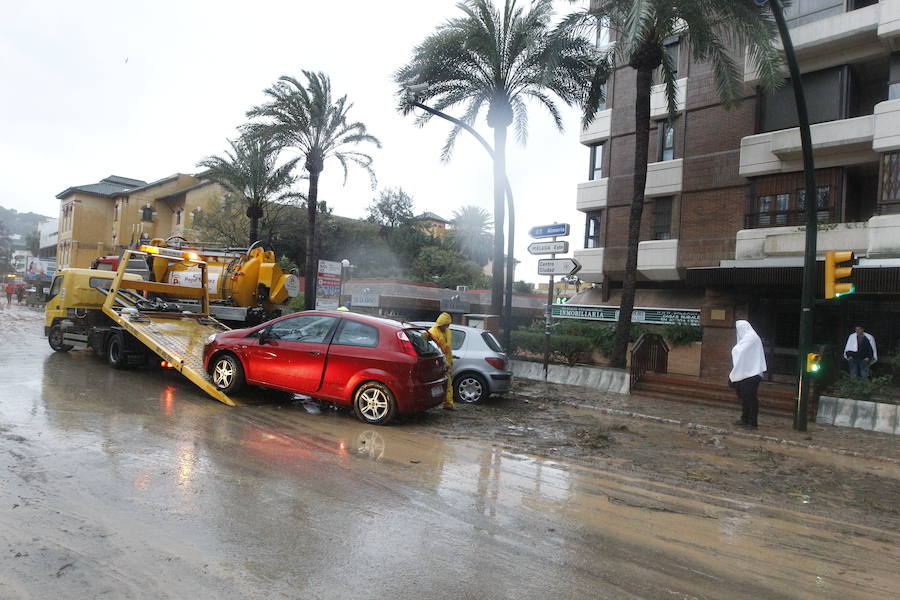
[481, 331, 503, 352]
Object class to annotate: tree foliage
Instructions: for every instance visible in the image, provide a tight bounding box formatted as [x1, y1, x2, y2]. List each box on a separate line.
[197, 133, 299, 246]
[247, 70, 381, 309]
[411, 245, 490, 290]
[447, 205, 493, 266]
[366, 188, 415, 230]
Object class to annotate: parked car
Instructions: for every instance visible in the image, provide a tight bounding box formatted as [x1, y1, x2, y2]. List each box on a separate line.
[413, 322, 512, 403]
[204, 311, 447, 424]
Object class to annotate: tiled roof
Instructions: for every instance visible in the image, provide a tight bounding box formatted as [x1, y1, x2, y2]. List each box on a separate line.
[101, 175, 147, 187]
[56, 174, 147, 199]
[417, 211, 449, 223]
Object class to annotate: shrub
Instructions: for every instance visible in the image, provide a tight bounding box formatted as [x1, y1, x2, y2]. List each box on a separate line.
[288, 293, 305, 312]
[663, 322, 703, 346]
[510, 330, 543, 356]
[510, 329, 592, 365]
[829, 374, 891, 402]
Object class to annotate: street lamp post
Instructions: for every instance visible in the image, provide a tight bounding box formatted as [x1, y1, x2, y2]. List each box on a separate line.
[402, 86, 516, 350]
[762, 0, 819, 431]
[340, 258, 351, 307]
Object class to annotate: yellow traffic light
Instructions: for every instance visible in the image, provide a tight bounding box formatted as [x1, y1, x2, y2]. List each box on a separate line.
[806, 352, 822, 374]
[824, 251, 854, 299]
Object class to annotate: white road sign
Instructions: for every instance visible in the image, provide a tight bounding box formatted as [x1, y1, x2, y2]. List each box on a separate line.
[528, 241, 569, 255]
[537, 258, 581, 276]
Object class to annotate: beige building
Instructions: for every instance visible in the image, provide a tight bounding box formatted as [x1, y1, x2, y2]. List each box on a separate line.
[416, 211, 450, 237]
[56, 174, 224, 268]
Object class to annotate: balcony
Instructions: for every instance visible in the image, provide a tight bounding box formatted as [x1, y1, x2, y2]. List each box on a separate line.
[576, 178, 608, 212]
[645, 159, 683, 197]
[579, 109, 612, 145]
[733, 216, 900, 261]
[744, 2, 885, 81]
[574, 247, 605, 283]
[739, 113, 880, 177]
[873, 99, 900, 151]
[650, 78, 686, 120]
[637, 239, 680, 281]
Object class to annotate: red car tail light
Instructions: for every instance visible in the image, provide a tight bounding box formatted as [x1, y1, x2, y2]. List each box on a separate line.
[485, 357, 505, 370]
[396, 330, 418, 357]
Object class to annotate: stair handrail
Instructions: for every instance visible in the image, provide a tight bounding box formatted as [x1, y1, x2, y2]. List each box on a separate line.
[630, 332, 669, 387]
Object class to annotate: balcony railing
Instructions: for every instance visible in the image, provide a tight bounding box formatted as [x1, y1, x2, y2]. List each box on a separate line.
[744, 209, 834, 229]
[874, 202, 900, 216]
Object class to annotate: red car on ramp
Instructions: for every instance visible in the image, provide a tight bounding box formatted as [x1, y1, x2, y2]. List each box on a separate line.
[203, 311, 447, 424]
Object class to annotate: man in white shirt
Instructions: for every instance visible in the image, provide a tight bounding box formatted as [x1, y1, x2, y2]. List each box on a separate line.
[843, 325, 877, 379]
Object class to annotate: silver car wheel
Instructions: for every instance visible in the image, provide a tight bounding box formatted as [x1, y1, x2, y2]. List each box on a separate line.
[457, 376, 484, 403]
[213, 359, 234, 389]
[358, 387, 390, 421]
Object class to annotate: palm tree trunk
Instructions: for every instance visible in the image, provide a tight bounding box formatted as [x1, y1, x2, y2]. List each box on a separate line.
[249, 216, 259, 248]
[491, 125, 507, 317]
[304, 170, 321, 310]
[610, 66, 653, 369]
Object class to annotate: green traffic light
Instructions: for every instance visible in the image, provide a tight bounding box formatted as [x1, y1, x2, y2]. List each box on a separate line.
[810, 363, 820, 373]
[835, 284, 856, 298]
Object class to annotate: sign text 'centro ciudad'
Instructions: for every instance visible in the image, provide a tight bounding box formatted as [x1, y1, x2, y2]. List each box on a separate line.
[527, 241, 569, 255]
[537, 258, 581, 276]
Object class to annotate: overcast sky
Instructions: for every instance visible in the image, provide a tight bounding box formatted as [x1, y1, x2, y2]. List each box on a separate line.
[0, 0, 588, 283]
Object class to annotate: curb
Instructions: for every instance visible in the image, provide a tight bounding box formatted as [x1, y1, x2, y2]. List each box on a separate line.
[561, 400, 900, 466]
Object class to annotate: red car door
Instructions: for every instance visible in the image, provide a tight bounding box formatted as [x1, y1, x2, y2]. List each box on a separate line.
[251, 314, 338, 393]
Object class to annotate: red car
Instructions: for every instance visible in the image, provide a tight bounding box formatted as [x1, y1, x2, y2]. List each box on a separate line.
[203, 311, 447, 424]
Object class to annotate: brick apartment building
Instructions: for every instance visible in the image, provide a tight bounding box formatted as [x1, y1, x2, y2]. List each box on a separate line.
[570, 0, 900, 381]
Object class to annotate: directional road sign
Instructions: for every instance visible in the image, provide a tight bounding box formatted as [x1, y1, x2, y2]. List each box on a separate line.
[529, 223, 570, 238]
[538, 258, 581, 276]
[528, 241, 569, 255]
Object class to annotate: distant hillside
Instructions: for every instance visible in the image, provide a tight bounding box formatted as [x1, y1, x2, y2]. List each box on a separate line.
[0, 205, 53, 236]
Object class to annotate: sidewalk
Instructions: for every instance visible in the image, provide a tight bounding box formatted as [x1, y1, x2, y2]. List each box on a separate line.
[515, 378, 900, 464]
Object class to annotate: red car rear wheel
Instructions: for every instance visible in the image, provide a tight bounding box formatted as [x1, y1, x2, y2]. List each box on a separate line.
[353, 381, 397, 425]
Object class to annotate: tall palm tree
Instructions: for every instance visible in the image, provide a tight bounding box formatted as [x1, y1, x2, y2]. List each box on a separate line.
[247, 71, 381, 310]
[396, 0, 596, 317]
[448, 205, 493, 266]
[197, 134, 299, 247]
[560, 0, 784, 368]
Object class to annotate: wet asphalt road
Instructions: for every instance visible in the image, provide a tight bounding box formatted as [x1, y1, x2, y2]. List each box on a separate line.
[1, 305, 898, 599]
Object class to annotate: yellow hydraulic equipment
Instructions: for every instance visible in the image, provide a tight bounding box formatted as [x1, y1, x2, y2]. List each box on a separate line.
[145, 238, 300, 320]
[101, 246, 235, 405]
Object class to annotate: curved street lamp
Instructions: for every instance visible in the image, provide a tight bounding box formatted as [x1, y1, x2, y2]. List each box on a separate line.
[401, 84, 516, 350]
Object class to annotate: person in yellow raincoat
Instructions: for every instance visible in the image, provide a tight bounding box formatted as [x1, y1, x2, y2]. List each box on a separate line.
[428, 312, 455, 409]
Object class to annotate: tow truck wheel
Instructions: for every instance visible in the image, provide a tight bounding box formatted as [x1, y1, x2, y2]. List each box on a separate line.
[48, 325, 73, 352]
[352, 381, 397, 426]
[211, 354, 244, 394]
[106, 333, 128, 369]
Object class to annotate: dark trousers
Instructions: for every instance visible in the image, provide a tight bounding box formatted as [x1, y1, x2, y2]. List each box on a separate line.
[734, 375, 762, 426]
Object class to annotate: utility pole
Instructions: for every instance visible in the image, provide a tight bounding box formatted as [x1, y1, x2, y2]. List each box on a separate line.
[765, 0, 819, 431]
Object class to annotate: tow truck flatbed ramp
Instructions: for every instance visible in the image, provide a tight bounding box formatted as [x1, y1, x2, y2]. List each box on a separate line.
[102, 248, 236, 406]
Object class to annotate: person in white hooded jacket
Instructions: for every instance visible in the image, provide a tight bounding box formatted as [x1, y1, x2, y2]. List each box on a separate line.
[729, 320, 767, 429]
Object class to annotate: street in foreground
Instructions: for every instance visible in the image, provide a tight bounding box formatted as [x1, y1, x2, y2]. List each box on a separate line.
[1, 303, 898, 599]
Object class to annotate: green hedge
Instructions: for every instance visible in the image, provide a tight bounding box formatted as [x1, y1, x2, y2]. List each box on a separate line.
[510, 330, 592, 366]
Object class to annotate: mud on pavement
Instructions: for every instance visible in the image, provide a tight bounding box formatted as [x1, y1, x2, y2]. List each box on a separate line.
[409, 379, 900, 533]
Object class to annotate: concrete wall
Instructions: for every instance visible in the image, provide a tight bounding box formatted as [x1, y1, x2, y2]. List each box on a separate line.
[580, 109, 612, 145]
[576, 179, 608, 212]
[817, 395, 900, 434]
[511, 359, 630, 395]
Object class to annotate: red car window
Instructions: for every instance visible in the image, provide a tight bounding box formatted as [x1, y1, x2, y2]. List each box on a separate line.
[269, 315, 337, 343]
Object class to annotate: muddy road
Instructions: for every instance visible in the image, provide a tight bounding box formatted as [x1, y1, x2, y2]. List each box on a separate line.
[1, 304, 898, 599]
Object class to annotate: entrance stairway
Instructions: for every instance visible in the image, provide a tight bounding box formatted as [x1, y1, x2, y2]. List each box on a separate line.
[632, 372, 796, 416]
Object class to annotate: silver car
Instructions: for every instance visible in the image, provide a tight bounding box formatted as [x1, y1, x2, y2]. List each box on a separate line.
[413, 322, 512, 403]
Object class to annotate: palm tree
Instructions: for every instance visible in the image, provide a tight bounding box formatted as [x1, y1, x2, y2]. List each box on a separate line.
[197, 134, 299, 246]
[396, 0, 596, 317]
[560, 0, 784, 368]
[247, 71, 380, 310]
[448, 205, 493, 266]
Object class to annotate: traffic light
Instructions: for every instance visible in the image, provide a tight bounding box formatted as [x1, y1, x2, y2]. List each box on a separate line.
[806, 352, 822, 374]
[824, 251, 855, 299]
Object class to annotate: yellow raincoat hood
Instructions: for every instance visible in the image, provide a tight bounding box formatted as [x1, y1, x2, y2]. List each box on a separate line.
[428, 313, 453, 364]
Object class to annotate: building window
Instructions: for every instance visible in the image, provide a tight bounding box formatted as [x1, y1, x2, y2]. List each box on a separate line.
[176, 210, 182, 226]
[652, 197, 673, 240]
[663, 37, 679, 77]
[595, 17, 609, 47]
[881, 151, 900, 213]
[584, 211, 603, 249]
[589, 143, 604, 180]
[658, 121, 675, 161]
[141, 206, 154, 222]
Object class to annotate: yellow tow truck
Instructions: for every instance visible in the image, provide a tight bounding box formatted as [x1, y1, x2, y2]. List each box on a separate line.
[44, 245, 235, 405]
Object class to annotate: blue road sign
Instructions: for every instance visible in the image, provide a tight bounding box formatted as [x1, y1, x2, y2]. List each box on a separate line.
[529, 223, 570, 238]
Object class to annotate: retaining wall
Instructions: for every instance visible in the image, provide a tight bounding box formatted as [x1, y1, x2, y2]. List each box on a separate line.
[816, 395, 900, 435]
[511, 360, 630, 395]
